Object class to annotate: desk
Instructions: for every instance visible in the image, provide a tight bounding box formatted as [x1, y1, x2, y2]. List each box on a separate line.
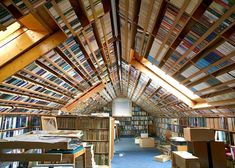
[0, 130, 85, 168]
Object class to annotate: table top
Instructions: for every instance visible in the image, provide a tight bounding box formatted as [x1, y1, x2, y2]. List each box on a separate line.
[4, 130, 83, 143]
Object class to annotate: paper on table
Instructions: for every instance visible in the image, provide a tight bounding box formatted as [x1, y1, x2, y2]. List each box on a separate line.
[4, 133, 71, 143]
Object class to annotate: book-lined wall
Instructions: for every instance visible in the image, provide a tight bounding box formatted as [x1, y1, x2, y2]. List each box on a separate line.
[56, 116, 114, 166]
[0, 115, 41, 139]
[0, 115, 41, 168]
[115, 105, 154, 137]
[155, 117, 235, 145]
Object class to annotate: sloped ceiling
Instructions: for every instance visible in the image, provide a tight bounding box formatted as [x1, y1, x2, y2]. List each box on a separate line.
[0, 0, 235, 117]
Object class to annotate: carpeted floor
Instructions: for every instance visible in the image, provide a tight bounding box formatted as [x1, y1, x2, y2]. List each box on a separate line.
[111, 138, 171, 168]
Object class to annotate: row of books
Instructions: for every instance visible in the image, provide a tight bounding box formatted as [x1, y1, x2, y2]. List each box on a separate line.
[56, 116, 112, 165]
[0, 116, 28, 130]
[132, 116, 149, 121]
[3, 76, 69, 101]
[0, 128, 28, 139]
[57, 117, 110, 129]
[181, 41, 234, 88]
[91, 142, 109, 153]
[132, 74, 150, 102]
[0, 91, 61, 108]
[58, 37, 99, 84]
[82, 130, 109, 141]
[45, 0, 82, 37]
[156, 123, 183, 133]
[199, 0, 234, 28]
[94, 154, 109, 165]
[12, 0, 44, 13]
[206, 117, 226, 130]
[116, 105, 153, 136]
[0, 3, 15, 28]
[39, 49, 91, 90]
[20, 62, 78, 94]
[155, 118, 179, 125]
[119, 130, 134, 136]
[131, 121, 151, 125]
[163, 0, 234, 73]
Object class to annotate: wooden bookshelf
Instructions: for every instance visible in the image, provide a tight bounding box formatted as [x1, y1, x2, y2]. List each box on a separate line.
[115, 104, 153, 136]
[0, 114, 42, 139]
[155, 116, 235, 147]
[56, 115, 114, 166]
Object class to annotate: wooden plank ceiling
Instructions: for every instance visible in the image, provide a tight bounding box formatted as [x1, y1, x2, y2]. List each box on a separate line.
[0, 0, 235, 117]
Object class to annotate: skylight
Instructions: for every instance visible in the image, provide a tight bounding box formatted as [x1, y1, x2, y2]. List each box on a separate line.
[0, 22, 21, 42]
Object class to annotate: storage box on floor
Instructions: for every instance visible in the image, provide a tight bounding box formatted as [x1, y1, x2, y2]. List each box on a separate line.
[172, 151, 200, 168]
[135, 137, 140, 144]
[139, 137, 155, 148]
[154, 155, 171, 162]
[183, 127, 227, 168]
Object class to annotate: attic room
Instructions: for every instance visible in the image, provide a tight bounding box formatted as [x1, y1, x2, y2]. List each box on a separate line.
[0, 0, 235, 168]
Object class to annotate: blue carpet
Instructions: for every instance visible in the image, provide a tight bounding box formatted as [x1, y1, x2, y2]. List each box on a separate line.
[112, 138, 171, 168]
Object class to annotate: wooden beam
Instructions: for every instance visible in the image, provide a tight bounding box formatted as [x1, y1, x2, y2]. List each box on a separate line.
[69, 0, 90, 27]
[64, 82, 106, 111]
[0, 153, 62, 162]
[130, 0, 141, 49]
[173, 40, 224, 78]
[152, 1, 190, 64]
[193, 98, 235, 109]
[195, 79, 235, 94]
[130, 58, 197, 107]
[135, 79, 151, 102]
[168, 4, 235, 74]
[144, 0, 167, 58]
[35, 60, 85, 92]
[0, 30, 66, 83]
[0, 84, 66, 105]
[181, 41, 233, 84]
[0, 141, 69, 149]
[0, 29, 48, 67]
[201, 87, 235, 99]
[187, 63, 235, 88]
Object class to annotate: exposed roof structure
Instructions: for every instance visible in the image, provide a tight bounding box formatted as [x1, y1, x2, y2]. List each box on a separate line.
[0, 0, 235, 117]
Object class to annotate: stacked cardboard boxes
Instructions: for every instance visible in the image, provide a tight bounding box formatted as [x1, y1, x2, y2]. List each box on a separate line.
[184, 127, 226, 168]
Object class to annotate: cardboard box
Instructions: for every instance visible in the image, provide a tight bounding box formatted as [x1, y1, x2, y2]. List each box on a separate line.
[172, 151, 200, 168]
[210, 141, 226, 168]
[188, 141, 209, 168]
[141, 133, 148, 138]
[135, 137, 140, 144]
[184, 127, 214, 141]
[188, 141, 226, 168]
[177, 145, 188, 151]
[154, 155, 170, 162]
[139, 137, 155, 148]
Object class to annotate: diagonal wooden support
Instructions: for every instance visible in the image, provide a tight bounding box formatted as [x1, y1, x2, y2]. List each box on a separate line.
[0, 30, 66, 83]
[63, 82, 106, 112]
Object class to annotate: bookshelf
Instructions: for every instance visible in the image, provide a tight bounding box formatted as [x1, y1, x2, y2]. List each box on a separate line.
[0, 3, 16, 30]
[155, 116, 235, 146]
[56, 116, 114, 166]
[0, 114, 42, 139]
[0, 114, 42, 168]
[115, 105, 154, 137]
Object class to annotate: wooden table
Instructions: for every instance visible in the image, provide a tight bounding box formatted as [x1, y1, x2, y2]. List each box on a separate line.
[0, 130, 86, 167]
[62, 148, 86, 166]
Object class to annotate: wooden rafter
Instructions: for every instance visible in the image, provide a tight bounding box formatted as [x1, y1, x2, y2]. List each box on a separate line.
[63, 82, 106, 111]
[0, 30, 66, 83]
[168, 4, 235, 74]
